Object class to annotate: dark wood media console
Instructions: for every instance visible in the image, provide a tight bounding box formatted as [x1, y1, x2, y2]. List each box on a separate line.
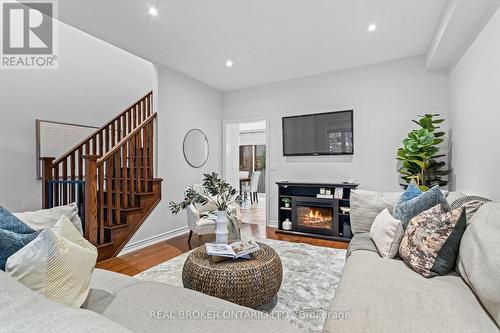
[276, 181, 359, 242]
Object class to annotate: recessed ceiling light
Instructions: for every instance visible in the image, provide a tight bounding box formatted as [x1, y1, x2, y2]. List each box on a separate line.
[225, 59, 234, 68]
[367, 23, 377, 32]
[148, 7, 158, 16]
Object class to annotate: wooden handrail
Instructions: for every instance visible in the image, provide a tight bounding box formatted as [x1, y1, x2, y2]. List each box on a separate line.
[97, 113, 157, 166]
[41, 91, 158, 254]
[53, 91, 153, 165]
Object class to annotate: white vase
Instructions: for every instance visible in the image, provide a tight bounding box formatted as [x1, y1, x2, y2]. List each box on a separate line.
[215, 210, 229, 244]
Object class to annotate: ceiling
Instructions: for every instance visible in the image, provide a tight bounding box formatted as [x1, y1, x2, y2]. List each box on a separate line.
[58, 0, 447, 91]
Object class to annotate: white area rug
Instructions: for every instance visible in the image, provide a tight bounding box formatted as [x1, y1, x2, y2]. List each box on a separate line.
[135, 237, 346, 332]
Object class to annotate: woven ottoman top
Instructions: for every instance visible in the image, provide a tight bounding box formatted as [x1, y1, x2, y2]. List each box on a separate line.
[182, 242, 283, 308]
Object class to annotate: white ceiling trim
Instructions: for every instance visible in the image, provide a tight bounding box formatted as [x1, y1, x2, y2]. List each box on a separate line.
[426, 0, 500, 72]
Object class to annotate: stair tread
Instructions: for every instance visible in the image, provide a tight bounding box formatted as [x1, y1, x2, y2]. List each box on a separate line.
[99, 190, 155, 196]
[104, 223, 129, 230]
[96, 241, 113, 248]
[103, 205, 142, 212]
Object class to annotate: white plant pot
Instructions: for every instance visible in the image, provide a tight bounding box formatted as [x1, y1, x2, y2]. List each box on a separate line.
[215, 210, 229, 244]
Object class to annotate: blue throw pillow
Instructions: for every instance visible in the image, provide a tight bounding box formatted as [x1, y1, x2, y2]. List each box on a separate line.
[394, 186, 450, 229]
[398, 183, 423, 204]
[0, 206, 39, 270]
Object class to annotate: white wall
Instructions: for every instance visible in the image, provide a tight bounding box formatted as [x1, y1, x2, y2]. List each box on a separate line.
[449, 8, 500, 200]
[0, 20, 155, 212]
[128, 63, 223, 245]
[223, 56, 449, 224]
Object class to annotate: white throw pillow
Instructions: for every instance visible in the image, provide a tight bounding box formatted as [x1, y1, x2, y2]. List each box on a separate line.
[369, 208, 404, 258]
[5, 215, 97, 308]
[14, 202, 83, 235]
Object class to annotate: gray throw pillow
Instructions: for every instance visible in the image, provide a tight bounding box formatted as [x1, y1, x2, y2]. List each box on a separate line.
[448, 195, 491, 224]
[0, 206, 39, 270]
[394, 186, 450, 229]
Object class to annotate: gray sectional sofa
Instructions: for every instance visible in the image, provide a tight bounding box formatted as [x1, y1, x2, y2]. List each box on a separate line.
[1, 264, 301, 332]
[324, 195, 500, 333]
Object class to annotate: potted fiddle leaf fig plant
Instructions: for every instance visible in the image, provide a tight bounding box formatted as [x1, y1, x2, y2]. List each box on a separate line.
[169, 172, 240, 244]
[396, 114, 450, 191]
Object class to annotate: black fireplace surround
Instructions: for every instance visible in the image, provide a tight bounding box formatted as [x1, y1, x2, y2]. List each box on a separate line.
[292, 197, 338, 236]
[276, 181, 358, 242]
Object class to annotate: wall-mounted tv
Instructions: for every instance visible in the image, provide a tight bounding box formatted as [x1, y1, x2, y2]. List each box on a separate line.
[282, 110, 353, 156]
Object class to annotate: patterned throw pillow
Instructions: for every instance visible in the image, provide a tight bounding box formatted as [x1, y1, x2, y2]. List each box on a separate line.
[0, 206, 39, 270]
[399, 204, 466, 278]
[394, 185, 450, 229]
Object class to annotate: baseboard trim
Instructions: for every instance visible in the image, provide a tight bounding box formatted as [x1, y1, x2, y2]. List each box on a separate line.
[267, 220, 278, 228]
[119, 226, 189, 256]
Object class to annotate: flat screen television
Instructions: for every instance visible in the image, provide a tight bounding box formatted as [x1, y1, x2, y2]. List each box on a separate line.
[282, 110, 353, 156]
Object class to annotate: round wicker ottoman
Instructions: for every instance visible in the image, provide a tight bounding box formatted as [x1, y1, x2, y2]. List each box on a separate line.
[182, 243, 283, 309]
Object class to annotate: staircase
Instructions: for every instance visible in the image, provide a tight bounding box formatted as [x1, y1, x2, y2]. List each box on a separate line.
[40, 91, 162, 261]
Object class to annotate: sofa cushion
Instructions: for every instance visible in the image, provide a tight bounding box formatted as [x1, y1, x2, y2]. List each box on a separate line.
[14, 202, 83, 235]
[369, 209, 404, 258]
[86, 280, 302, 333]
[350, 190, 402, 234]
[394, 185, 450, 229]
[347, 232, 378, 257]
[0, 270, 130, 333]
[6, 216, 97, 308]
[399, 205, 466, 277]
[324, 250, 499, 333]
[0, 206, 39, 270]
[457, 202, 500, 327]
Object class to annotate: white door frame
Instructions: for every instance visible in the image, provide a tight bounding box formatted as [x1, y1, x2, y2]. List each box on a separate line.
[222, 116, 271, 227]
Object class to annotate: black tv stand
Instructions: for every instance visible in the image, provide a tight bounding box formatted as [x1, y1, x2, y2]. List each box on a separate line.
[275, 181, 359, 242]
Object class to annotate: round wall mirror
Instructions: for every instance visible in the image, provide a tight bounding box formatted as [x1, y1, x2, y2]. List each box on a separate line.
[183, 129, 209, 168]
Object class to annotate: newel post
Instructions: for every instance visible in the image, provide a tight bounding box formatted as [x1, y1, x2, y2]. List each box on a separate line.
[83, 155, 99, 245]
[40, 157, 55, 209]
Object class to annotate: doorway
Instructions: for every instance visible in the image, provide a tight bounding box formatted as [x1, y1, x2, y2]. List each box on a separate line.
[223, 119, 268, 226]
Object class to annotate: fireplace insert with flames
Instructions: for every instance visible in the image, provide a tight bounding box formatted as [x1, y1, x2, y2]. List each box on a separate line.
[292, 198, 337, 236]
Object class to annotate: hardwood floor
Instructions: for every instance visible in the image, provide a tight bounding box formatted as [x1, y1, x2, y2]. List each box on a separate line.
[97, 223, 348, 276]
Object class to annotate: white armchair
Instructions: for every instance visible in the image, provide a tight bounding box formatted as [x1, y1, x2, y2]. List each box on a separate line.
[186, 185, 241, 246]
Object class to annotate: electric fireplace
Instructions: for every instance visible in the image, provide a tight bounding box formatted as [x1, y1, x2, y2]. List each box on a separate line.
[292, 198, 337, 236]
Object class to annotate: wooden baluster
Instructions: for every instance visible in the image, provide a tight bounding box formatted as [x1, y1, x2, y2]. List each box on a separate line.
[111, 121, 115, 148]
[41, 157, 55, 208]
[114, 149, 121, 225]
[134, 105, 138, 128]
[70, 152, 76, 202]
[62, 159, 68, 204]
[142, 126, 148, 191]
[141, 100, 145, 123]
[98, 130, 104, 157]
[127, 109, 132, 135]
[106, 157, 113, 226]
[53, 163, 60, 206]
[91, 135, 97, 155]
[83, 155, 98, 245]
[150, 120, 155, 184]
[122, 140, 129, 209]
[136, 132, 142, 193]
[105, 126, 110, 153]
[117, 117, 122, 142]
[98, 164, 104, 243]
[147, 95, 151, 117]
[129, 135, 136, 202]
[78, 148, 83, 180]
